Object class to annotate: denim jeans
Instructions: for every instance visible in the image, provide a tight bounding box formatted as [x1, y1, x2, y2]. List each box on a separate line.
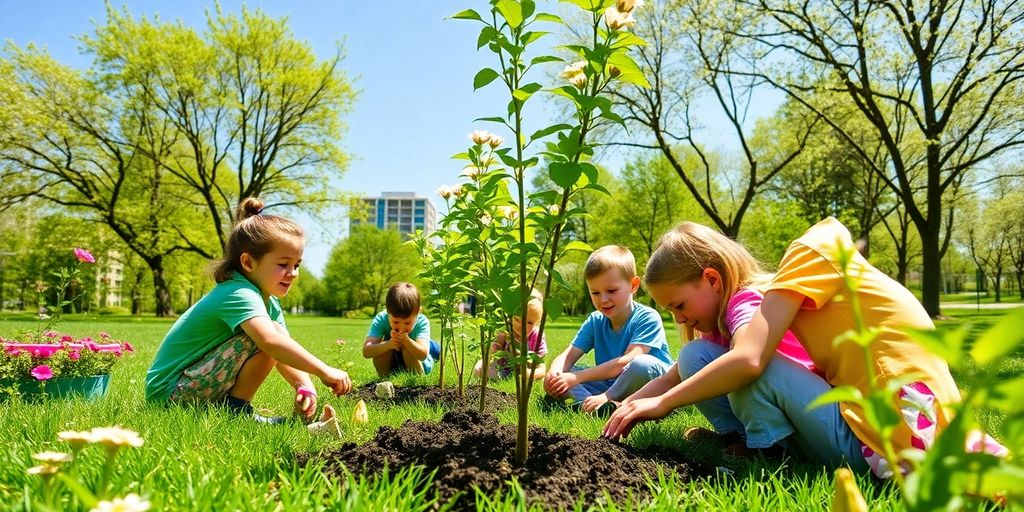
[679, 340, 867, 470]
[567, 354, 672, 402]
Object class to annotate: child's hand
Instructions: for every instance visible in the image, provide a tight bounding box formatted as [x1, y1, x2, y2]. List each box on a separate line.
[546, 371, 577, 397]
[543, 369, 562, 395]
[581, 392, 609, 414]
[294, 386, 317, 420]
[320, 368, 352, 396]
[602, 397, 670, 441]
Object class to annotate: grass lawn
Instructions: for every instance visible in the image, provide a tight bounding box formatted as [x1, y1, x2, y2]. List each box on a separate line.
[0, 308, 1017, 511]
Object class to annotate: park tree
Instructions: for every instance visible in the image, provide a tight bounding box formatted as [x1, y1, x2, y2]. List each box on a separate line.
[84, 6, 357, 252]
[0, 44, 214, 316]
[0, 6, 356, 316]
[729, 0, 1024, 316]
[608, 0, 820, 237]
[589, 152, 701, 268]
[322, 226, 422, 315]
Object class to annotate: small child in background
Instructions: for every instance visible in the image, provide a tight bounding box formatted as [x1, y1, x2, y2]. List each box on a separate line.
[473, 289, 548, 380]
[145, 198, 352, 423]
[362, 283, 440, 377]
[544, 245, 674, 414]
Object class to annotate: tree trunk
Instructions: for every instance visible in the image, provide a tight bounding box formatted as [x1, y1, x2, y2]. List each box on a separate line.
[147, 257, 175, 317]
[920, 229, 942, 316]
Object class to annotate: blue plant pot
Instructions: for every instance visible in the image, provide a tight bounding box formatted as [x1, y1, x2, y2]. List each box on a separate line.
[9, 374, 111, 401]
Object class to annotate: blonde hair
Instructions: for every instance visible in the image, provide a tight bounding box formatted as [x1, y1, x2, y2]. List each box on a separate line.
[645, 222, 769, 340]
[525, 288, 544, 319]
[584, 245, 636, 281]
[213, 198, 305, 283]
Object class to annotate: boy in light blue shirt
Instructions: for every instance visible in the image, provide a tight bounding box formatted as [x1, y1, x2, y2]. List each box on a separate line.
[362, 282, 440, 377]
[544, 246, 673, 414]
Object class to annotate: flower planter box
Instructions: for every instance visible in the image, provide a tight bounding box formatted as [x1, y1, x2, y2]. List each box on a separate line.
[4, 374, 111, 401]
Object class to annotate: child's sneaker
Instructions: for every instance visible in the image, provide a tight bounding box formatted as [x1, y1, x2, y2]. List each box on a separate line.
[594, 401, 618, 418]
[683, 427, 743, 445]
[723, 441, 786, 459]
[223, 395, 288, 425]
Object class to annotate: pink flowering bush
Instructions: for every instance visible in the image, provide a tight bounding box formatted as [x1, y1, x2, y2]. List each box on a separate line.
[0, 331, 133, 385]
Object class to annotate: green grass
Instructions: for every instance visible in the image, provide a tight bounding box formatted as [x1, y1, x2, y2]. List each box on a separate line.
[0, 310, 1017, 511]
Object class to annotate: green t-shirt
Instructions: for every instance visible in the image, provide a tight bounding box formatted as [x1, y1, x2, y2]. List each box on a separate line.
[145, 272, 286, 402]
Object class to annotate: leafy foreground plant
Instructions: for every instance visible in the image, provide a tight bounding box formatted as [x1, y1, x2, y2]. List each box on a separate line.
[815, 243, 1024, 510]
[447, 0, 649, 465]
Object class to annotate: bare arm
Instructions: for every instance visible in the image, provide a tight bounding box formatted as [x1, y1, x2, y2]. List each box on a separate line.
[620, 363, 682, 404]
[573, 344, 650, 384]
[603, 289, 803, 439]
[241, 317, 351, 395]
[362, 335, 398, 358]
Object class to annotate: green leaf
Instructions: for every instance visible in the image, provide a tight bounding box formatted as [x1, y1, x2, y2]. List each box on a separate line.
[544, 297, 564, 320]
[548, 162, 583, 189]
[535, 13, 565, 24]
[450, 9, 483, 21]
[530, 55, 565, 67]
[477, 26, 499, 49]
[970, 306, 1024, 366]
[512, 82, 543, 101]
[473, 68, 501, 90]
[530, 123, 572, 142]
[559, 0, 606, 12]
[57, 473, 99, 508]
[807, 385, 863, 411]
[607, 51, 650, 88]
[522, 31, 549, 45]
[563, 240, 592, 253]
[495, 0, 524, 28]
[474, 116, 508, 124]
[905, 325, 969, 368]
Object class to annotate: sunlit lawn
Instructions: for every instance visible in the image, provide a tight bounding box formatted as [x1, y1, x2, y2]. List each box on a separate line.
[0, 308, 1016, 510]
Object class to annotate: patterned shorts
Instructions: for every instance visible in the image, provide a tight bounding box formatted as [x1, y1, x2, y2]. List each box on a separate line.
[169, 332, 262, 405]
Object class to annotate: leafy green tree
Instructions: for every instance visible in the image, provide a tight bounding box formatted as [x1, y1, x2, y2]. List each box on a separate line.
[84, 6, 357, 251]
[590, 153, 702, 268]
[732, 0, 1024, 316]
[322, 226, 422, 315]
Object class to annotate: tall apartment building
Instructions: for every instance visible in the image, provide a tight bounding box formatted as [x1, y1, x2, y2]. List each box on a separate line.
[350, 192, 437, 237]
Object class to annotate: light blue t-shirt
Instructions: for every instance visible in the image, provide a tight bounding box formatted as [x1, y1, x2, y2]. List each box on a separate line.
[145, 272, 285, 402]
[571, 301, 672, 365]
[367, 311, 431, 342]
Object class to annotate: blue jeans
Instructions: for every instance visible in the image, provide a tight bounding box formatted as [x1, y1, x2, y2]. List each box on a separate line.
[392, 339, 439, 375]
[567, 354, 672, 402]
[679, 340, 867, 470]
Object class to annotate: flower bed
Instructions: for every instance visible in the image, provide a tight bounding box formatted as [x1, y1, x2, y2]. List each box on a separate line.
[1, 331, 133, 400]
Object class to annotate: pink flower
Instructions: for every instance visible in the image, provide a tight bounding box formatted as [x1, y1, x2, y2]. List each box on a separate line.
[99, 332, 110, 339]
[31, 365, 53, 381]
[69, 351, 81, 360]
[123, 342, 135, 353]
[44, 331, 58, 338]
[73, 248, 95, 263]
[60, 335, 73, 343]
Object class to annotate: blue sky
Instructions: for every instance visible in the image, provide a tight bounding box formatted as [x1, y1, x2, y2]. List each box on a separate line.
[0, 1, 778, 275]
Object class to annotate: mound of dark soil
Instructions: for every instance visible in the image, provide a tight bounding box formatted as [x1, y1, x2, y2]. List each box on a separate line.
[352, 384, 516, 413]
[316, 409, 707, 510]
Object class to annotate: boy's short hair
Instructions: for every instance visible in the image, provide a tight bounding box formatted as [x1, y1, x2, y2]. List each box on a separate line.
[386, 282, 420, 318]
[584, 245, 637, 282]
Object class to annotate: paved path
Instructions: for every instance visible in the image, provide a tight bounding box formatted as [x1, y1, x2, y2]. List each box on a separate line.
[940, 302, 1024, 310]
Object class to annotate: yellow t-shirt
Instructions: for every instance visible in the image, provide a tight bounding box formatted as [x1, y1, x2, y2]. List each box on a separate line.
[768, 217, 961, 459]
